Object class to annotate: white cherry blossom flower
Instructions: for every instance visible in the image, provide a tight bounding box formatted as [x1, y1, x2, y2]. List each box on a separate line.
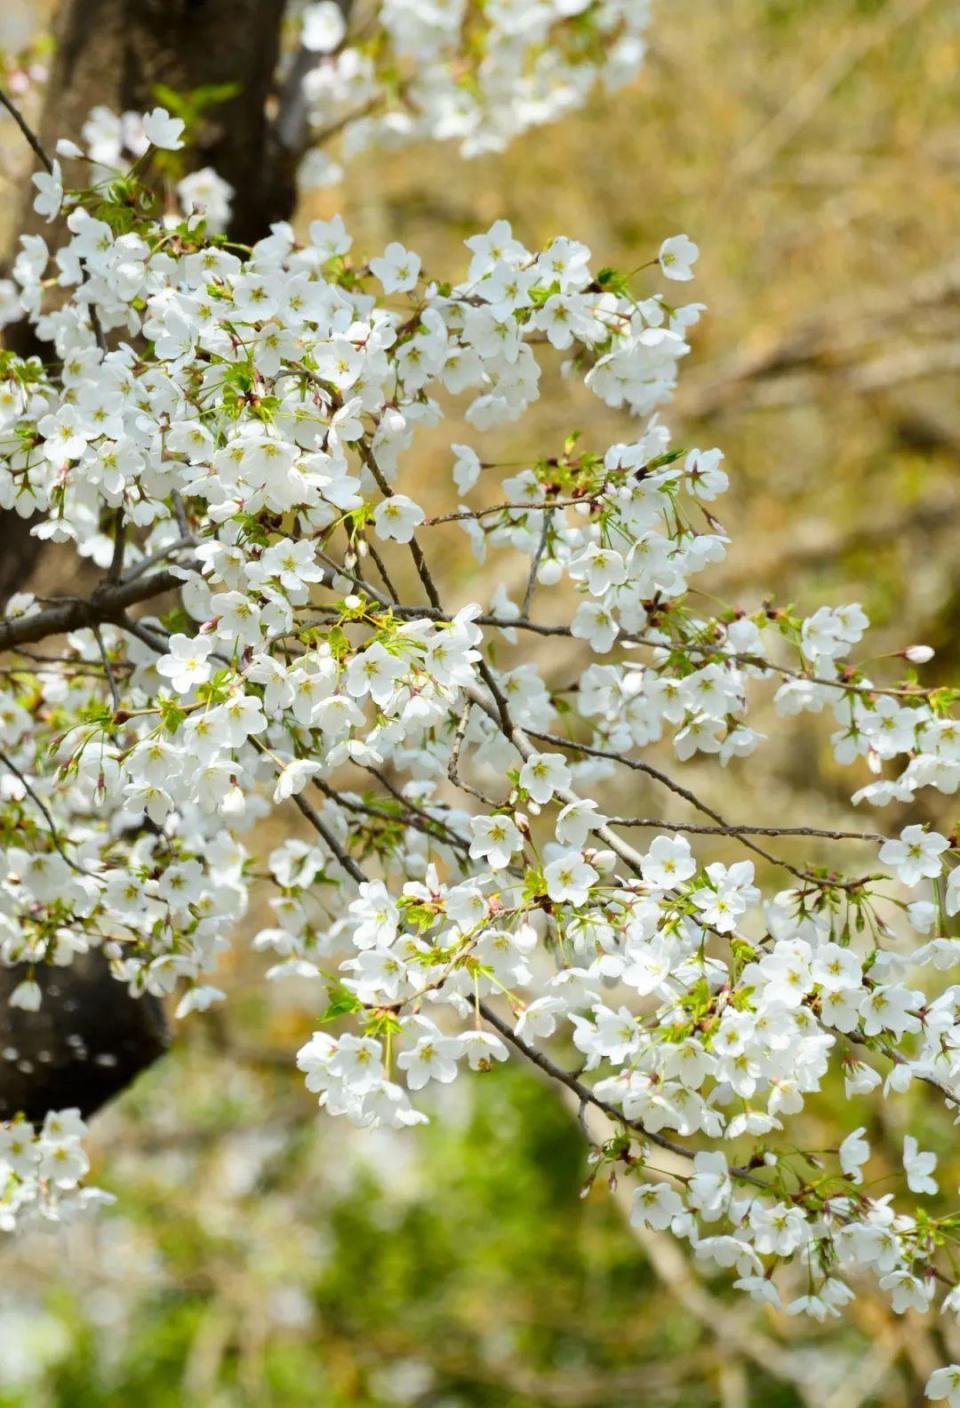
[373, 494, 425, 543]
[879, 825, 949, 887]
[658, 234, 699, 281]
[927, 1366, 960, 1406]
[370, 242, 421, 294]
[142, 106, 185, 150]
[904, 1135, 938, 1196]
[156, 632, 215, 694]
[468, 815, 523, 870]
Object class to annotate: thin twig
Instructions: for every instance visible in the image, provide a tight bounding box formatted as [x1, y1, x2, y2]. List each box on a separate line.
[605, 817, 886, 843]
[358, 440, 443, 609]
[171, 490, 191, 540]
[291, 791, 366, 884]
[121, 536, 196, 583]
[522, 725, 876, 892]
[0, 747, 100, 879]
[521, 505, 553, 620]
[92, 624, 121, 711]
[477, 999, 769, 1188]
[0, 85, 53, 172]
[361, 538, 402, 605]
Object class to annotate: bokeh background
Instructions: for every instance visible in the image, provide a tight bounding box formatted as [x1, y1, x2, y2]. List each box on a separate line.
[2, 1, 960, 1404]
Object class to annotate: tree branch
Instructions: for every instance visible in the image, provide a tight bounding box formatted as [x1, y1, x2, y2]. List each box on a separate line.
[0, 566, 190, 652]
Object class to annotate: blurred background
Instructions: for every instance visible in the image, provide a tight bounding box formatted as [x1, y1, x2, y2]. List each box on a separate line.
[1, 0, 960, 1404]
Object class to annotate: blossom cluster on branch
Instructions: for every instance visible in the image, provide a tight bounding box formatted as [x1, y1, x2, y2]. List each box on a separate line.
[0, 0, 653, 238]
[0, 1108, 108, 1231]
[4, 87, 960, 1400]
[293, 0, 652, 183]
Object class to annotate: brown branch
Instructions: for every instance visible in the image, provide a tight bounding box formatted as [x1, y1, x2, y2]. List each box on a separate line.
[0, 85, 54, 173]
[0, 566, 190, 652]
[605, 817, 885, 843]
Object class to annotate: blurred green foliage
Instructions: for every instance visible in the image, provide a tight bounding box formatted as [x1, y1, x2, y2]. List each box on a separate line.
[1, 1063, 829, 1408]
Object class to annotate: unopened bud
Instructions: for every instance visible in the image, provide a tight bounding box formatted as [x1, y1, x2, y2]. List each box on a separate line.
[588, 848, 617, 873]
[904, 644, 934, 664]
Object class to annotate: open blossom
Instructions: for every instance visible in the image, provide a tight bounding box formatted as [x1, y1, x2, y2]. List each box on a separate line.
[687, 1152, 731, 1222]
[903, 1136, 938, 1196]
[690, 860, 758, 933]
[370, 242, 421, 294]
[301, 0, 347, 52]
[659, 234, 699, 281]
[543, 852, 598, 906]
[468, 815, 523, 870]
[631, 1182, 684, 1231]
[519, 751, 571, 805]
[397, 1027, 462, 1089]
[349, 881, 400, 949]
[452, 443, 482, 493]
[879, 825, 950, 887]
[569, 542, 628, 595]
[345, 642, 408, 705]
[927, 1367, 960, 1406]
[800, 603, 869, 662]
[142, 106, 185, 150]
[156, 633, 215, 694]
[839, 1127, 870, 1184]
[641, 835, 696, 890]
[372, 494, 425, 543]
[32, 160, 63, 222]
[556, 799, 607, 849]
[177, 166, 233, 232]
[273, 758, 323, 803]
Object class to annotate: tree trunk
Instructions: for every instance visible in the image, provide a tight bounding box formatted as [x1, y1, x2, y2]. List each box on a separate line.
[0, 956, 170, 1124]
[1, 0, 299, 605]
[17, 0, 296, 247]
[1, 0, 300, 1122]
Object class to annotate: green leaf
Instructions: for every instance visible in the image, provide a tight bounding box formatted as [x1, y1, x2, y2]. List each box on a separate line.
[151, 81, 241, 127]
[318, 983, 363, 1023]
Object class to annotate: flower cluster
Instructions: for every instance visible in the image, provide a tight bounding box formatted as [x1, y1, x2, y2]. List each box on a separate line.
[2, 106, 960, 1365]
[295, 0, 651, 184]
[0, 1110, 110, 1231]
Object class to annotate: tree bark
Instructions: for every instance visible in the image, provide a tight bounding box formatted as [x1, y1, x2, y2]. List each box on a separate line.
[1, 0, 301, 1122]
[1, 0, 299, 604]
[0, 956, 170, 1124]
[17, 0, 296, 247]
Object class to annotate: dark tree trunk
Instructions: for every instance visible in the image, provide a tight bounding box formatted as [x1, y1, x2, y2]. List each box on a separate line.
[0, 956, 170, 1124]
[1, 0, 300, 1122]
[0, 519, 46, 600]
[1, 0, 299, 606]
[16, 0, 297, 248]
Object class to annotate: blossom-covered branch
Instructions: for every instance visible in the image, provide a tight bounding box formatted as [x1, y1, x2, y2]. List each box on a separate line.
[5, 89, 960, 1385]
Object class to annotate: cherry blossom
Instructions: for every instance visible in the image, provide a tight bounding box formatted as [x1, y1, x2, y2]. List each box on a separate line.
[3, 78, 960, 1380]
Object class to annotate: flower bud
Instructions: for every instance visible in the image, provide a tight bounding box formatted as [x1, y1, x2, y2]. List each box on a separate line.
[904, 644, 934, 664]
[587, 848, 616, 873]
